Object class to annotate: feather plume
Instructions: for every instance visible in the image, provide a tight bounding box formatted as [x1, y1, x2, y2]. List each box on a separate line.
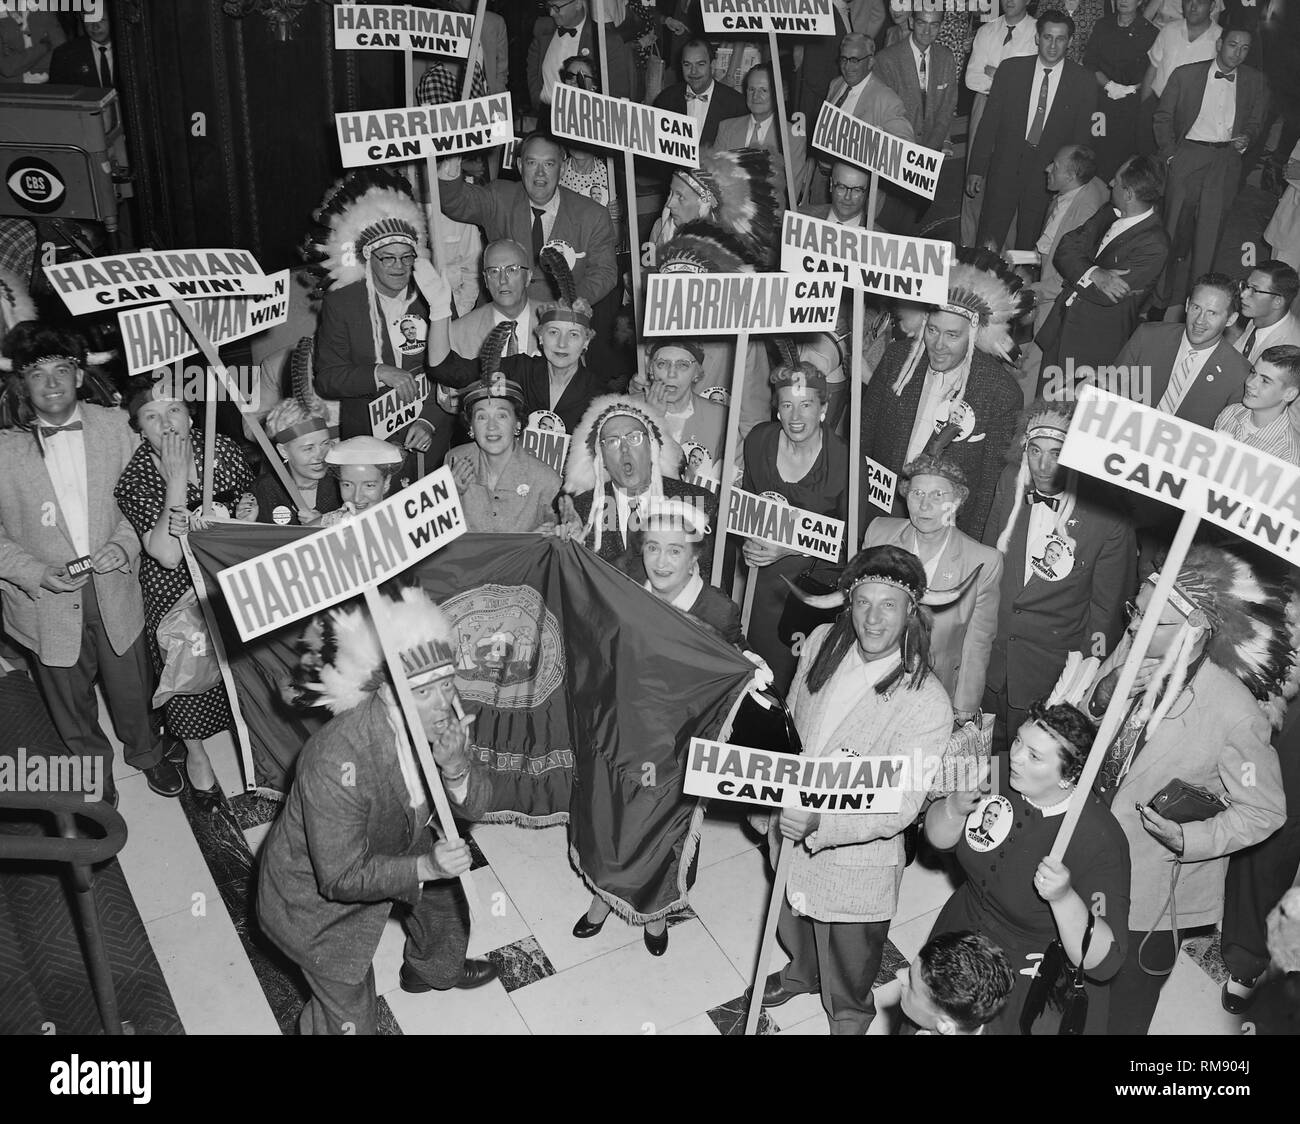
[479, 319, 516, 381]
[291, 336, 319, 413]
[657, 219, 753, 275]
[540, 244, 577, 305]
[704, 147, 781, 268]
[773, 337, 800, 369]
[944, 246, 1034, 362]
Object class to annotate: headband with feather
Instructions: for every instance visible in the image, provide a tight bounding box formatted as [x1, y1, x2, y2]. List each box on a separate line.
[537, 244, 592, 328]
[264, 337, 335, 444]
[461, 320, 526, 414]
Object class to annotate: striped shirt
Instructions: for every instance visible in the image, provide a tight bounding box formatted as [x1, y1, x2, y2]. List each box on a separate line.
[1214, 403, 1300, 465]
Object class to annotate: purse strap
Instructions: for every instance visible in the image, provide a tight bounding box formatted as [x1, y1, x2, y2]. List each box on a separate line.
[1138, 863, 1182, 977]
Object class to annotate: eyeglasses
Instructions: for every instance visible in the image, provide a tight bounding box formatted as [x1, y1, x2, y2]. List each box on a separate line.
[547, 0, 579, 10]
[651, 358, 697, 374]
[374, 253, 416, 267]
[561, 70, 591, 83]
[831, 182, 868, 198]
[1240, 283, 1280, 297]
[599, 430, 647, 450]
[839, 54, 872, 64]
[483, 263, 527, 281]
[1124, 600, 1180, 627]
[908, 489, 953, 505]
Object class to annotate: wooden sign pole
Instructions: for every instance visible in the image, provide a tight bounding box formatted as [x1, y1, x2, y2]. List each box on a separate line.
[712, 330, 748, 587]
[766, 29, 798, 209]
[745, 839, 793, 1035]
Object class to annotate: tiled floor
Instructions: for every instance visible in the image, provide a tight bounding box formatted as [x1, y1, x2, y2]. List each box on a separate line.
[98, 713, 1255, 1036]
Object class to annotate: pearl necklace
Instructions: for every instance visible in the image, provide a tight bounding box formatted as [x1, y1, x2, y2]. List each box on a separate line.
[1021, 787, 1075, 813]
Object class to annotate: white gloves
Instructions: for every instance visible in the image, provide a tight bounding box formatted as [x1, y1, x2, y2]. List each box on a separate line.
[1104, 82, 1138, 101]
[743, 649, 775, 693]
[413, 257, 452, 321]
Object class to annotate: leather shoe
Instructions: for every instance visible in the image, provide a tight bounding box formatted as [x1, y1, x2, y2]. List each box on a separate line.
[143, 758, 184, 798]
[163, 738, 187, 765]
[400, 959, 498, 994]
[1221, 976, 1258, 1015]
[572, 911, 608, 939]
[644, 925, 668, 957]
[760, 972, 813, 1008]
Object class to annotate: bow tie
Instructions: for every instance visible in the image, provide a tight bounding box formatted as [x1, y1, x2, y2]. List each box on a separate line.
[1025, 490, 1059, 510]
[1214, 70, 1235, 82]
[556, 25, 577, 38]
[686, 89, 710, 102]
[39, 421, 83, 438]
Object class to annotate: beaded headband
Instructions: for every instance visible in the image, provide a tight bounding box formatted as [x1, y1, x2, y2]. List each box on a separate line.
[847, 574, 919, 604]
[675, 170, 718, 211]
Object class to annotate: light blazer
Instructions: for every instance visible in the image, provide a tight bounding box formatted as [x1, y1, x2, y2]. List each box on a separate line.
[1036, 207, 1171, 371]
[713, 113, 809, 205]
[447, 299, 544, 360]
[1031, 176, 1110, 326]
[654, 80, 747, 150]
[0, 405, 144, 668]
[981, 470, 1135, 710]
[824, 74, 916, 142]
[783, 623, 953, 923]
[257, 692, 491, 985]
[871, 40, 959, 153]
[1094, 661, 1285, 931]
[1153, 59, 1267, 160]
[1113, 324, 1251, 430]
[439, 177, 617, 307]
[478, 9, 508, 94]
[864, 517, 1003, 716]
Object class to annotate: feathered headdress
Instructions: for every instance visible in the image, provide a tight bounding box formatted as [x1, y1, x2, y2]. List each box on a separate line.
[563, 394, 682, 553]
[263, 337, 336, 444]
[537, 243, 593, 328]
[993, 399, 1078, 554]
[461, 320, 526, 414]
[657, 219, 753, 276]
[675, 148, 780, 268]
[890, 247, 1032, 402]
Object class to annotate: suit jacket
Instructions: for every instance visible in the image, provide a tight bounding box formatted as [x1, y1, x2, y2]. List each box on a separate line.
[824, 74, 916, 142]
[795, 0, 887, 127]
[1113, 324, 1250, 430]
[569, 477, 719, 578]
[0, 13, 64, 80]
[1036, 208, 1171, 371]
[447, 299, 544, 361]
[1153, 59, 1267, 159]
[0, 405, 144, 668]
[969, 55, 1098, 248]
[1032, 177, 1110, 321]
[479, 9, 508, 94]
[432, 351, 610, 436]
[860, 346, 1023, 539]
[1094, 661, 1285, 931]
[527, 14, 636, 109]
[654, 79, 747, 149]
[713, 113, 808, 205]
[48, 37, 108, 88]
[439, 177, 617, 307]
[981, 470, 1135, 710]
[257, 692, 491, 985]
[871, 40, 959, 152]
[864, 518, 1002, 716]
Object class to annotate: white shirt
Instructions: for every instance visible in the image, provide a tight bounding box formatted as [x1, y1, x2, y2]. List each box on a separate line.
[644, 570, 705, 613]
[92, 41, 114, 86]
[745, 115, 773, 146]
[1159, 333, 1218, 415]
[905, 363, 963, 464]
[833, 75, 872, 117]
[965, 15, 1037, 95]
[813, 649, 903, 757]
[1235, 313, 1300, 363]
[686, 79, 716, 130]
[614, 487, 649, 545]
[1024, 62, 1064, 142]
[37, 406, 90, 557]
[1037, 183, 1087, 256]
[910, 37, 930, 93]
[493, 303, 537, 357]
[541, 15, 585, 105]
[1185, 65, 1236, 143]
[374, 285, 416, 377]
[1076, 207, 1155, 296]
[1148, 19, 1222, 98]
[529, 189, 561, 245]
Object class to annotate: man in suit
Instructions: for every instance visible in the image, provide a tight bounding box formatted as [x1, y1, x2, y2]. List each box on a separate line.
[654, 38, 746, 151]
[0, 323, 181, 803]
[558, 395, 718, 579]
[714, 63, 808, 207]
[800, 161, 873, 227]
[448, 239, 543, 362]
[966, 11, 1099, 251]
[527, 0, 636, 116]
[872, 10, 959, 154]
[1231, 260, 1300, 428]
[439, 136, 618, 309]
[795, 0, 886, 138]
[1153, 28, 1267, 312]
[49, 8, 114, 89]
[860, 305, 1024, 540]
[981, 401, 1135, 759]
[1035, 154, 1172, 393]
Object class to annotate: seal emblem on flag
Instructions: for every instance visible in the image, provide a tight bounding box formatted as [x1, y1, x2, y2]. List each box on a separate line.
[441, 583, 564, 708]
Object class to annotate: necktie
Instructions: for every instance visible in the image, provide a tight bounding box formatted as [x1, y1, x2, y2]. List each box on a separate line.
[686, 88, 709, 102]
[1003, 24, 1015, 45]
[747, 118, 760, 146]
[1094, 698, 1146, 804]
[919, 49, 928, 118]
[1026, 68, 1050, 146]
[1158, 348, 1199, 413]
[1025, 490, 1060, 510]
[1214, 70, 1236, 82]
[503, 319, 518, 356]
[98, 45, 113, 88]
[1238, 323, 1258, 360]
[557, 25, 577, 38]
[39, 421, 84, 439]
[530, 206, 545, 268]
[832, 82, 851, 109]
[834, 0, 853, 33]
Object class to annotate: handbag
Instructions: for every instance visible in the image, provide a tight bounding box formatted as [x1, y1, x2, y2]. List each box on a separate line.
[1138, 777, 1229, 976]
[1019, 909, 1095, 1035]
[152, 589, 222, 708]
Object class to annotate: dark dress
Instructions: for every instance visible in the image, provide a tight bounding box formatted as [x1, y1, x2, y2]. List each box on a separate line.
[927, 789, 1131, 1035]
[1083, 15, 1159, 180]
[114, 434, 254, 740]
[741, 421, 849, 693]
[252, 470, 341, 527]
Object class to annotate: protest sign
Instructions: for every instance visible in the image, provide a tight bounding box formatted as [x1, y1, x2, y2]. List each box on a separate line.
[780, 210, 951, 303]
[865, 454, 898, 514]
[370, 375, 431, 439]
[700, 0, 834, 34]
[643, 272, 841, 336]
[684, 739, 910, 814]
[726, 486, 844, 562]
[217, 469, 466, 641]
[812, 101, 944, 200]
[552, 83, 699, 168]
[521, 427, 570, 476]
[333, 2, 473, 54]
[44, 249, 274, 316]
[336, 94, 513, 168]
[1060, 387, 1300, 565]
[118, 270, 289, 375]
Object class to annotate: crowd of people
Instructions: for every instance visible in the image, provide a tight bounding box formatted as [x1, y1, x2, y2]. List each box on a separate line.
[1, 0, 1299, 1039]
